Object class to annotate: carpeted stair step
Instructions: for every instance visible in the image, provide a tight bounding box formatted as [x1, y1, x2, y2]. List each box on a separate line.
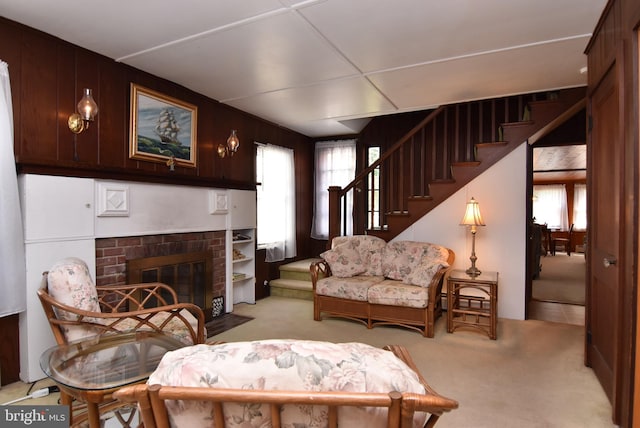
[278, 258, 322, 281]
[269, 258, 323, 300]
[269, 278, 314, 300]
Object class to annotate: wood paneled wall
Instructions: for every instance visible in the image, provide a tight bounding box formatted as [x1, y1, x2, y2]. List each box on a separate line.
[0, 17, 317, 384]
[0, 16, 316, 264]
[0, 17, 313, 189]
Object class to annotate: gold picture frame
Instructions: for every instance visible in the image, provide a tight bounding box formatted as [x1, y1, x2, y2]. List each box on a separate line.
[129, 83, 198, 168]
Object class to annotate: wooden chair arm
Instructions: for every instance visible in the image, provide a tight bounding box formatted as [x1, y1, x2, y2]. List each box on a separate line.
[37, 285, 206, 345]
[426, 249, 455, 303]
[384, 345, 458, 427]
[310, 260, 331, 290]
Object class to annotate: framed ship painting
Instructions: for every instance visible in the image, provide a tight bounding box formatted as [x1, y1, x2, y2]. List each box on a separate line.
[129, 84, 198, 168]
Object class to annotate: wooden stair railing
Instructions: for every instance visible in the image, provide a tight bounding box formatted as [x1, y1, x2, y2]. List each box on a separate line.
[328, 87, 586, 242]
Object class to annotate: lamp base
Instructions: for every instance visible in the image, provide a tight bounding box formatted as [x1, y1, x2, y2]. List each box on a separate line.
[465, 266, 481, 277]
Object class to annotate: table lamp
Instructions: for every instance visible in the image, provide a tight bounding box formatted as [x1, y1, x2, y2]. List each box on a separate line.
[460, 197, 485, 277]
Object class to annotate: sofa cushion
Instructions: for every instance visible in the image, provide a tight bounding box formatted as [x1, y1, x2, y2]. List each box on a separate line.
[321, 241, 367, 278]
[332, 235, 386, 276]
[148, 339, 429, 428]
[315, 275, 384, 301]
[368, 280, 431, 308]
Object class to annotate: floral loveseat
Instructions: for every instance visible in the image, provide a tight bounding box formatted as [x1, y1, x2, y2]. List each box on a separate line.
[114, 339, 458, 427]
[310, 236, 454, 338]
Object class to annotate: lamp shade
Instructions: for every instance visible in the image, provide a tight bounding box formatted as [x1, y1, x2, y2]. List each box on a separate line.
[460, 197, 485, 227]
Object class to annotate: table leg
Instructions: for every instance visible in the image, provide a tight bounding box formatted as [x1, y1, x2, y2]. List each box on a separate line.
[87, 402, 101, 428]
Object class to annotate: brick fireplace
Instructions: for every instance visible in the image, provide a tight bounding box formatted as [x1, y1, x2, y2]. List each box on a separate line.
[19, 175, 252, 383]
[94, 231, 226, 312]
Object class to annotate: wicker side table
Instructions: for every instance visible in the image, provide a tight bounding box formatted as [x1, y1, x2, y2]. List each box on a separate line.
[447, 269, 498, 339]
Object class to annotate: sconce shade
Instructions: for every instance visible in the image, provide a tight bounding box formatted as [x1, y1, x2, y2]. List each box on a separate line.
[460, 197, 485, 228]
[68, 88, 98, 134]
[218, 129, 240, 158]
[227, 129, 239, 152]
[77, 88, 98, 121]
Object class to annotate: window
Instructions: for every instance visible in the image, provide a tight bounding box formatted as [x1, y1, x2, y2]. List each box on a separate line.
[573, 183, 587, 230]
[532, 184, 569, 230]
[256, 143, 296, 262]
[311, 140, 356, 239]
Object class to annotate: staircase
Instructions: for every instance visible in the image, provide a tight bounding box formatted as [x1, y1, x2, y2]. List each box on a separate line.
[271, 89, 586, 298]
[269, 258, 322, 300]
[329, 87, 586, 241]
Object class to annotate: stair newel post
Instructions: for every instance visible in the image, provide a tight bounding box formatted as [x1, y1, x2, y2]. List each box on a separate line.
[328, 186, 342, 246]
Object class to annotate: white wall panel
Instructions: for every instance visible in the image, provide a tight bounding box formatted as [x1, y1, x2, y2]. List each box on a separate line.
[397, 143, 527, 320]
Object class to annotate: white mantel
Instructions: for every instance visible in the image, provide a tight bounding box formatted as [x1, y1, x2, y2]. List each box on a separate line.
[19, 174, 255, 382]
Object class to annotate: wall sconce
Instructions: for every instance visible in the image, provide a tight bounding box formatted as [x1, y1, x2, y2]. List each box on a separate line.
[68, 88, 99, 134]
[217, 129, 240, 158]
[460, 197, 486, 277]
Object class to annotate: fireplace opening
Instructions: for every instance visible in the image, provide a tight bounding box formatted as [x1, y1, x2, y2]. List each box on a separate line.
[127, 250, 214, 321]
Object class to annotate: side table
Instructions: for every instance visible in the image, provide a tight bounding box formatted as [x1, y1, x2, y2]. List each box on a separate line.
[40, 331, 184, 428]
[447, 269, 498, 339]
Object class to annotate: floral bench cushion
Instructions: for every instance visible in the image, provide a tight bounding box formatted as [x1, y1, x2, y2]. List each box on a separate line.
[315, 275, 385, 301]
[148, 339, 429, 428]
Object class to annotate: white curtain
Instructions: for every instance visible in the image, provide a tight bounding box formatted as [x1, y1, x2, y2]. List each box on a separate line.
[256, 144, 297, 262]
[311, 140, 356, 239]
[533, 184, 569, 230]
[0, 61, 26, 316]
[573, 183, 587, 230]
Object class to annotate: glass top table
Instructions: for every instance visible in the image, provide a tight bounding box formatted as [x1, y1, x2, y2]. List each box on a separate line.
[40, 331, 185, 427]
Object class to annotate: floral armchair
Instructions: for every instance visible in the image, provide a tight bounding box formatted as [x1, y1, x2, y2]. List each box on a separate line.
[37, 257, 207, 426]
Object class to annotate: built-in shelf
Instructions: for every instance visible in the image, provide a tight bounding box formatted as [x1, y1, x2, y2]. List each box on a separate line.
[228, 227, 256, 305]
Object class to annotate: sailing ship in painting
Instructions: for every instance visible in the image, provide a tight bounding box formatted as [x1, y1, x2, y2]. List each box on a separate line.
[154, 108, 181, 145]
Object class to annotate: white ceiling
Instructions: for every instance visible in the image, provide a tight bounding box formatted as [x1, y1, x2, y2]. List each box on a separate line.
[0, 0, 606, 138]
[533, 145, 587, 182]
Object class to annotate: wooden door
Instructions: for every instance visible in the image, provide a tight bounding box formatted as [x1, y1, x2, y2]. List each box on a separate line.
[586, 62, 622, 419]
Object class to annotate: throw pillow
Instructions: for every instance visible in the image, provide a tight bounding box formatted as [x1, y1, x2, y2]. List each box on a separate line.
[321, 242, 366, 278]
[403, 260, 449, 287]
[382, 241, 426, 280]
[403, 244, 451, 287]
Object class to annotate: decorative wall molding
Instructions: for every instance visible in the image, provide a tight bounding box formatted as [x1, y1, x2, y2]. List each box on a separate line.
[209, 190, 228, 214]
[97, 182, 129, 217]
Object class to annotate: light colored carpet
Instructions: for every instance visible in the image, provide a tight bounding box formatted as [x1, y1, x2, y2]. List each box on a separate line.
[533, 253, 586, 305]
[210, 296, 613, 428]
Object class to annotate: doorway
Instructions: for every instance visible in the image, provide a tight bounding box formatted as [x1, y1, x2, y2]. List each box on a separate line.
[526, 128, 587, 325]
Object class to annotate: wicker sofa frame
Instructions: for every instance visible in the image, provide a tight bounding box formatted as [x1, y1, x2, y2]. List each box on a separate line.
[310, 247, 454, 338]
